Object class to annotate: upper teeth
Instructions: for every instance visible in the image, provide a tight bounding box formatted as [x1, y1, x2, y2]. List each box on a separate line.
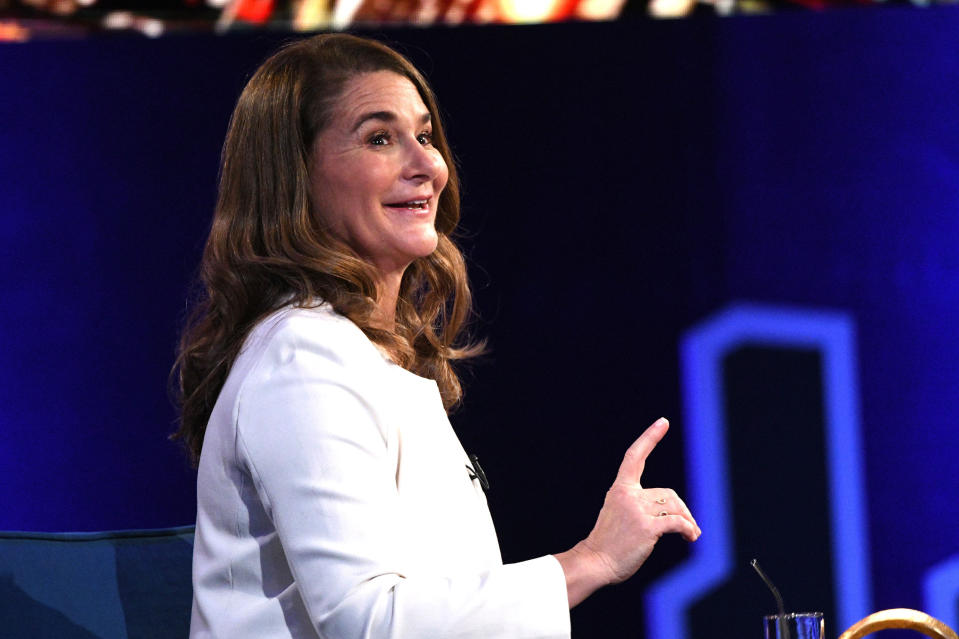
[387, 199, 428, 209]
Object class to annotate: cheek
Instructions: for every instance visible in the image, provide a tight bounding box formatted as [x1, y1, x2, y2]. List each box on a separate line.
[310, 175, 359, 239]
[311, 175, 339, 220]
[346, 159, 397, 203]
[316, 165, 375, 211]
[434, 154, 450, 192]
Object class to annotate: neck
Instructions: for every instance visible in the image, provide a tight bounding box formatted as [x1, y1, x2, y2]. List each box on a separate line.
[371, 270, 402, 331]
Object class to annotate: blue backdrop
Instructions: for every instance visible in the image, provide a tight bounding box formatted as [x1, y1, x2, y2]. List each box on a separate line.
[1, 10, 958, 638]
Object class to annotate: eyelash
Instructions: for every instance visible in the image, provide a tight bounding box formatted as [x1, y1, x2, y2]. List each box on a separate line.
[367, 131, 434, 147]
[368, 132, 390, 146]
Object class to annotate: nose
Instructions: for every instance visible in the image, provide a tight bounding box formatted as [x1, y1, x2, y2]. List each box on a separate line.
[403, 138, 445, 184]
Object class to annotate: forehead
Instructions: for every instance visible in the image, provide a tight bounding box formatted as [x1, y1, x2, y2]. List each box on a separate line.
[330, 71, 430, 125]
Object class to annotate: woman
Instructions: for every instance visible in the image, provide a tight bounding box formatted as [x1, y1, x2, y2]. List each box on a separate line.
[174, 33, 700, 638]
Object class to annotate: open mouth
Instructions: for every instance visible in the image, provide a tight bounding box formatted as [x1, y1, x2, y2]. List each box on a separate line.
[385, 198, 429, 210]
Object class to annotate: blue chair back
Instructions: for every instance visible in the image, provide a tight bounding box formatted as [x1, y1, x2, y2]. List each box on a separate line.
[0, 526, 194, 638]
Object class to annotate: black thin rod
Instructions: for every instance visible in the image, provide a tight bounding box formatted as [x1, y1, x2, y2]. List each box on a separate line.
[751, 559, 791, 639]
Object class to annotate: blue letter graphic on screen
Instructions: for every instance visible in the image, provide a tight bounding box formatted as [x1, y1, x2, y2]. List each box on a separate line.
[645, 304, 872, 639]
[924, 554, 959, 631]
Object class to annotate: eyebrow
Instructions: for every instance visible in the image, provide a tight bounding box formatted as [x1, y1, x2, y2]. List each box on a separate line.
[350, 111, 432, 133]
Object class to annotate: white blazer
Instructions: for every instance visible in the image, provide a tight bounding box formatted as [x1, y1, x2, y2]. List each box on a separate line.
[190, 304, 571, 639]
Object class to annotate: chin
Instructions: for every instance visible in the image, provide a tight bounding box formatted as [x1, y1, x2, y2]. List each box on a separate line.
[408, 231, 440, 259]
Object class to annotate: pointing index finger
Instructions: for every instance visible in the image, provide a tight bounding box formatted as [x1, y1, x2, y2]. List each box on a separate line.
[614, 417, 669, 486]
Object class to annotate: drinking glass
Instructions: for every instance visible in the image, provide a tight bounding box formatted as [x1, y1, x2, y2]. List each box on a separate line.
[764, 612, 825, 639]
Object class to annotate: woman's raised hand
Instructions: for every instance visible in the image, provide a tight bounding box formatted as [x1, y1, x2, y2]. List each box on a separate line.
[553, 418, 701, 608]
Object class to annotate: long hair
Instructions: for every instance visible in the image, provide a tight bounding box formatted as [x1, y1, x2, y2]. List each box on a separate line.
[173, 34, 480, 465]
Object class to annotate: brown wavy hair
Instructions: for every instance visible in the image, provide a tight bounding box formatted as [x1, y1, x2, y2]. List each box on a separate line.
[172, 33, 480, 465]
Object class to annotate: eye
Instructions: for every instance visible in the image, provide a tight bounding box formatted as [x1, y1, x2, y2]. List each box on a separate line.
[368, 131, 391, 146]
[417, 131, 434, 146]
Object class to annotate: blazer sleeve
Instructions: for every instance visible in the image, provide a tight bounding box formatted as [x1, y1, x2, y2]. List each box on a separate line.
[233, 317, 571, 639]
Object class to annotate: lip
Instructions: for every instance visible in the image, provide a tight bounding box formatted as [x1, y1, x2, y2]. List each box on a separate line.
[383, 196, 433, 215]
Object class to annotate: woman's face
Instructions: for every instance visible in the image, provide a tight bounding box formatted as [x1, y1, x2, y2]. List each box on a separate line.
[309, 71, 449, 282]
